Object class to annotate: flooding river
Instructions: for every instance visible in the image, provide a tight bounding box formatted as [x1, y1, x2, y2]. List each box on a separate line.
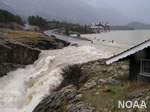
[0, 31, 112, 112]
[1, 30, 148, 112]
[82, 30, 150, 45]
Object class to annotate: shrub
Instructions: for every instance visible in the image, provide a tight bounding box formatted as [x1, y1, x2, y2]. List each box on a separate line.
[60, 64, 87, 88]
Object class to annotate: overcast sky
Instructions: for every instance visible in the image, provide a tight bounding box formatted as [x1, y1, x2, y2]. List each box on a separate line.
[1, 0, 150, 25]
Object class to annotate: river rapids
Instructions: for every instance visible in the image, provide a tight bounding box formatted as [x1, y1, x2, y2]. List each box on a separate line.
[0, 31, 112, 112]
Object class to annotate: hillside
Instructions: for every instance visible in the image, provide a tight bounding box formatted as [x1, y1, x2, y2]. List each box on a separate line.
[110, 25, 134, 30]
[127, 22, 150, 30]
[0, 9, 24, 30]
[0, 9, 23, 25]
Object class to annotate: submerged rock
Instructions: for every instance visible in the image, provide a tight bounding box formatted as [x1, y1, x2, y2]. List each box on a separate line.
[26, 38, 70, 50]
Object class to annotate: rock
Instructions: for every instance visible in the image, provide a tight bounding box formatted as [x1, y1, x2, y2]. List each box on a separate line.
[99, 79, 107, 84]
[27, 26, 40, 32]
[120, 65, 129, 70]
[98, 78, 119, 85]
[0, 22, 24, 30]
[0, 63, 25, 77]
[97, 85, 101, 88]
[76, 94, 83, 100]
[117, 70, 125, 76]
[95, 92, 100, 95]
[105, 78, 120, 85]
[145, 96, 150, 102]
[107, 66, 114, 72]
[127, 90, 144, 99]
[103, 108, 109, 112]
[33, 85, 78, 112]
[27, 39, 69, 50]
[71, 43, 78, 47]
[84, 80, 97, 89]
[0, 29, 70, 77]
[66, 102, 95, 112]
[103, 87, 112, 92]
[0, 37, 40, 77]
[137, 108, 147, 112]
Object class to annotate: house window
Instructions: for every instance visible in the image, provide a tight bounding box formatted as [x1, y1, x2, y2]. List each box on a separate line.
[140, 59, 150, 77]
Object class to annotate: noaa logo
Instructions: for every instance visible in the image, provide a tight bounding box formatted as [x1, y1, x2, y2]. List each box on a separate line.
[118, 100, 147, 109]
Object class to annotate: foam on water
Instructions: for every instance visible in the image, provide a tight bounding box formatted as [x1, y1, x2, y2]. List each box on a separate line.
[0, 45, 112, 112]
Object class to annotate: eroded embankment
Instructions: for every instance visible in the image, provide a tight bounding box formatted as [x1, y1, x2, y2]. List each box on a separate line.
[0, 29, 69, 77]
[0, 37, 40, 77]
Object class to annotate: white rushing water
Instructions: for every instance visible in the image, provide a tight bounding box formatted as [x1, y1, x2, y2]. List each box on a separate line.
[0, 39, 112, 112]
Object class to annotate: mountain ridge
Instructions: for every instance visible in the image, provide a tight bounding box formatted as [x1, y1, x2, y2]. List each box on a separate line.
[127, 22, 150, 29]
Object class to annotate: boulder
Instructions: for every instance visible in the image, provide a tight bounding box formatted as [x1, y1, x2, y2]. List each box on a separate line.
[66, 102, 95, 112]
[28, 26, 40, 32]
[33, 85, 79, 112]
[84, 78, 97, 89]
[99, 78, 120, 85]
[127, 90, 144, 99]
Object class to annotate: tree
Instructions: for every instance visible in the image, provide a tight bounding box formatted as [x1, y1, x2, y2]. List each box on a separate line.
[65, 27, 70, 35]
[28, 16, 48, 27]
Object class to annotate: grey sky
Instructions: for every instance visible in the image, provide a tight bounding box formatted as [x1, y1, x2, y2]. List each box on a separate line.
[0, 0, 150, 25]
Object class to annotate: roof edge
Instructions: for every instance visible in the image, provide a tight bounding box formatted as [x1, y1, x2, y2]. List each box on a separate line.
[106, 39, 150, 65]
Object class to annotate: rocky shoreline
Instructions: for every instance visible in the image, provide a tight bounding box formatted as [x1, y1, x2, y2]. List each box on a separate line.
[33, 60, 150, 112]
[32, 60, 128, 112]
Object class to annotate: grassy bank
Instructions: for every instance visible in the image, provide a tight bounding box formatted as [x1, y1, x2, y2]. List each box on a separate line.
[80, 60, 150, 112]
[0, 28, 56, 42]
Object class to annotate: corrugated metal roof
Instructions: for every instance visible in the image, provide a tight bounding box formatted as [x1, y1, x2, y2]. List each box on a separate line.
[106, 39, 150, 65]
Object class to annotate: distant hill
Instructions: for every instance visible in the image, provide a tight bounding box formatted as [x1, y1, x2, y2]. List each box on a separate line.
[127, 22, 150, 30]
[110, 26, 134, 30]
[0, 9, 23, 25]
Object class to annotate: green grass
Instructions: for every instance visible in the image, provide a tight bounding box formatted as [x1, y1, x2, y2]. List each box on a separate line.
[0, 28, 54, 42]
[82, 84, 127, 111]
[80, 60, 150, 111]
[81, 80, 150, 111]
